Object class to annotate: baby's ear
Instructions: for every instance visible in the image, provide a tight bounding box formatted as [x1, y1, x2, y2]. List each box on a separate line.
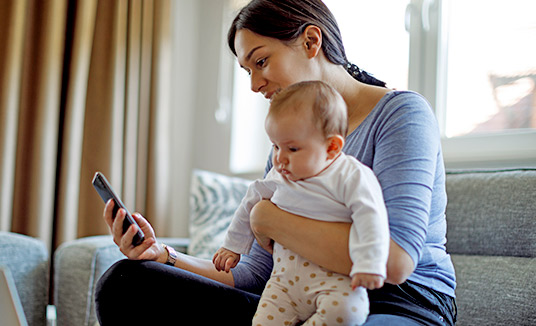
[326, 135, 344, 159]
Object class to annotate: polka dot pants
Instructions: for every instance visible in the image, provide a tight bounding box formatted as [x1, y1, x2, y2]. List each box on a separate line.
[253, 243, 369, 326]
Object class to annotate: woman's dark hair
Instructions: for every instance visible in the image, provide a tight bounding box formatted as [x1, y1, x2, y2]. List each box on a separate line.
[228, 0, 386, 87]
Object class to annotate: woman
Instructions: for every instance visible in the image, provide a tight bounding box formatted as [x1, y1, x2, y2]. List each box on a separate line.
[95, 1, 456, 325]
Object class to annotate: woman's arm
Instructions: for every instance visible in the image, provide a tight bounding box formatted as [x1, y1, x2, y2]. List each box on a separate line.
[250, 199, 414, 284]
[104, 200, 236, 287]
[172, 251, 236, 287]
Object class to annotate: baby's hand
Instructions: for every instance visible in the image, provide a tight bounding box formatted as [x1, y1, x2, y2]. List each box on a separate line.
[212, 247, 240, 273]
[351, 273, 384, 290]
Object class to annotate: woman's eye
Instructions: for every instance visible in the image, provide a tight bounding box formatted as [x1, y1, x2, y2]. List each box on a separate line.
[289, 147, 298, 152]
[241, 66, 251, 76]
[272, 144, 279, 150]
[256, 58, 266, 68]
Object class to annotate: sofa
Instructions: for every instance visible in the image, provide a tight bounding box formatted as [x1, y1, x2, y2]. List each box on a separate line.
[1, 168, 535, 325]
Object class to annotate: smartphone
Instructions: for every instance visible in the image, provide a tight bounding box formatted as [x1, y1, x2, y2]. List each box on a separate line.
[92, 172, 145, 246]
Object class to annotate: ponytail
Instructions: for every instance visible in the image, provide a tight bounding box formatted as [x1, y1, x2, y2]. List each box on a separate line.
[346, 62, 386, 87]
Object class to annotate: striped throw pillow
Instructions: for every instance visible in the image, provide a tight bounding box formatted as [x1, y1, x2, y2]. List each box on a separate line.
[188, 169, 252, 259]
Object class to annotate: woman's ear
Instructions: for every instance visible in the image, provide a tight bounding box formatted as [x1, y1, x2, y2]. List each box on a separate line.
[326, 135, 344, 159]
[303, 25, 322, 58]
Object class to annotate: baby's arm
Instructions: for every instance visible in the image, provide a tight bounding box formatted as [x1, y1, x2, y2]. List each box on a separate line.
[222, 177, 278, 255]
[213, 247, 240, 273]
[344, 163, 390, 283]
[351, 273, 384, 290]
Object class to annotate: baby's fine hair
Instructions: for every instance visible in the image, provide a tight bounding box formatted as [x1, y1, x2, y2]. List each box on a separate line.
[268, 81, 348, 139]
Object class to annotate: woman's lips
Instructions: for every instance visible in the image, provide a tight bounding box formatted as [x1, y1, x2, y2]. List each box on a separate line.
[264, 91, 274, 100]
[264, 89, 281, 101]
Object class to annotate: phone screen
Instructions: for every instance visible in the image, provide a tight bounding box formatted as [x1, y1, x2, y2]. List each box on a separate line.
[92, 172, 145, 246]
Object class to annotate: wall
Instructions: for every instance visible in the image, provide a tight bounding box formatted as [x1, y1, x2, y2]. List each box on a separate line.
[167, 0, 197, 237]
[191, 0, 236, 176]
[168, 0, 237, 237]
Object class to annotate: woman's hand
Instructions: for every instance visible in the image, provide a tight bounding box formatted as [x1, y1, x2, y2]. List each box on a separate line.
[103, 200, 238, 287]
[250, 199, 353, 275]
[103, 199, 166, 262]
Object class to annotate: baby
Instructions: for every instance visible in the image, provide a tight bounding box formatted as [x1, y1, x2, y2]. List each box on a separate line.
[213, 81, 389, 325]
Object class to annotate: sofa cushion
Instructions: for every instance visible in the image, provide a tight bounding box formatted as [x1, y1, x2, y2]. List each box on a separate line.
[452, 254, 536, 325]
[445, 169, 536, 257]
[188, 169, 252, 259]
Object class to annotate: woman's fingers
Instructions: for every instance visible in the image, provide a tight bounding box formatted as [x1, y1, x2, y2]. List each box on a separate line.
[132, 213, 155, 238]
[124, 227, 155, 259]
[103, 200, 159, 261]
[114, 209, 133, 249]
[103, 199, 115, 227]
[119, 222, 138, 254]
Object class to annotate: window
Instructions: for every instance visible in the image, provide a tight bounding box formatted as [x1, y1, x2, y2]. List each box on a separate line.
[444, 1, 536, 138]
[407, 0, 536, 167]
[229, 63, 271, 174]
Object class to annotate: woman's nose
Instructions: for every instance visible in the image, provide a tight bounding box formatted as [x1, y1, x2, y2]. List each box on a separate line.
[250, 71, 264, 93]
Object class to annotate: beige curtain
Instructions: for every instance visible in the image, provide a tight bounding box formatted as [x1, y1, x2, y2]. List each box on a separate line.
[0, 0, 171, 250]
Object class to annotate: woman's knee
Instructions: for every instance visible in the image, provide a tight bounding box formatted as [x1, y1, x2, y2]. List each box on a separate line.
[95, 259, 136, 323]
[95, 259, 178, 324]
[96, 259, 173, 299]
[96, 260, 142, 301]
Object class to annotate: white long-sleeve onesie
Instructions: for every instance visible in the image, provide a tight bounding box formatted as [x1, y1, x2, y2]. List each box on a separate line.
[223, 153, 389, 280]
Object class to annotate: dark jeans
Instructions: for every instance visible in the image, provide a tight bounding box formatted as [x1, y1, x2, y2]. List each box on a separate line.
[366, 280, 457, 326]
[95, 260, 456, 325]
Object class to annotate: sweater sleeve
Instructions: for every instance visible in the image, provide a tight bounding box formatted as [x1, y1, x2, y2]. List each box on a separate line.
[231, 241, 274, 294]
[372, 94, 441, 267]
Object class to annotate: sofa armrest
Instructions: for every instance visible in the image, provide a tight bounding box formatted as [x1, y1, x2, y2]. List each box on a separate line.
[53, 235, 123, 326]
[53, 235, 191, 326]
[0, 231, 49, 326]
[158, 237, 190, 254]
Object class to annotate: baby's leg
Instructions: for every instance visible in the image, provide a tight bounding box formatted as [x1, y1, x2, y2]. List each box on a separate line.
[253, 278, 300, 326]
[303, 285, 369, 326]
